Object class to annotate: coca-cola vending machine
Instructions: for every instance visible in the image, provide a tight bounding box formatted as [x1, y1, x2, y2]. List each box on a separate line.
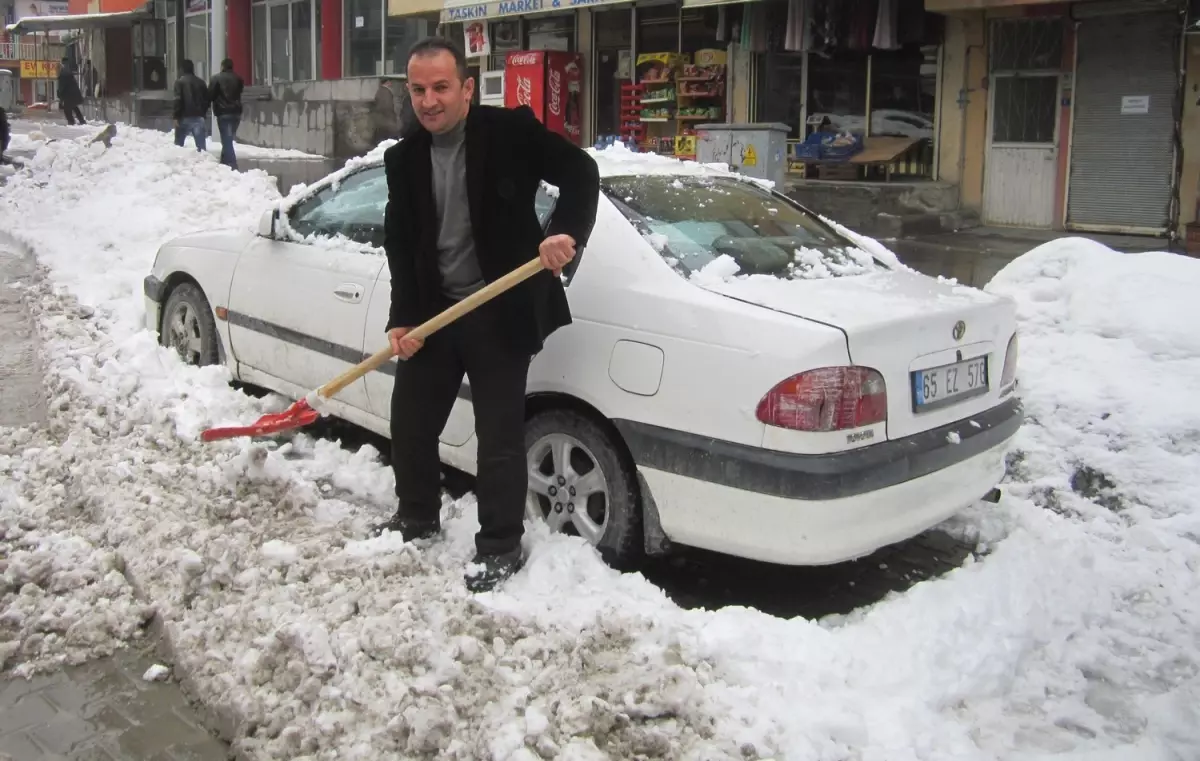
[503, 50, 583, 146]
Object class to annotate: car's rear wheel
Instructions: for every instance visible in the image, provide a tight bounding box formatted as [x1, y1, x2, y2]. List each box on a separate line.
[524, 409, 643, 567]
[160, 282, 219, 367]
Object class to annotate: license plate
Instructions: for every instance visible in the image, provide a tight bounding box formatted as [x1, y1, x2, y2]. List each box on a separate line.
[912, 355, 989, 410]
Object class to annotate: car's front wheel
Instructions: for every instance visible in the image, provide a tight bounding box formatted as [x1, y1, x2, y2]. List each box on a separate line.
[160, 282, 219, 367]
[525, 408, 643, 567]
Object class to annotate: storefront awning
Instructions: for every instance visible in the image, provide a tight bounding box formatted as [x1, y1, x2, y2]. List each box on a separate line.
[388, 0, 444, 16]
[5, 7, 153, 34]
[681, 0, 759, 6]
[440, 0, 629, 24]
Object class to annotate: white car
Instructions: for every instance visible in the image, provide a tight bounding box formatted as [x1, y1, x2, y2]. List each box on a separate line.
[143, 148, 1021, 567]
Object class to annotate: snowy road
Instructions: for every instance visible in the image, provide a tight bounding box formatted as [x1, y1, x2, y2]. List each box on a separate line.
[2, 125, 1199, 761]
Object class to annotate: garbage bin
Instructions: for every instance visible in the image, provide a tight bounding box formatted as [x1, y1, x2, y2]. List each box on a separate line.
[695, 122, 790, 189]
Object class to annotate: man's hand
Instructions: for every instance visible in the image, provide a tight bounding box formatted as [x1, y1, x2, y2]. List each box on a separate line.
[539, 234, 576, 276]
[388, 327, 424, 360]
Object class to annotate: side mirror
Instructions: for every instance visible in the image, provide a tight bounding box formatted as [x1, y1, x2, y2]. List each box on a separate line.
[257, 207, 277, 238]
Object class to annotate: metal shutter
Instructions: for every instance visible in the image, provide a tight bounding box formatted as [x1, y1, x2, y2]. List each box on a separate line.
[1066, 12, 1178, 232]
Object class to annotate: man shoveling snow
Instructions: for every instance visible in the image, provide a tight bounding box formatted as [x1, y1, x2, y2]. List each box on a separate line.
[373, 36, 600, 593]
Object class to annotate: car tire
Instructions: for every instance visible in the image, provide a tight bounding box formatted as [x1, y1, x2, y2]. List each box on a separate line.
[160, 282, 220, 367]
[524, 408, 643, 568]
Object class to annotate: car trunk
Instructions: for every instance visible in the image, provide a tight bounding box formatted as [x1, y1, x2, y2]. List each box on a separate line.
[694, 269, 1017, 440]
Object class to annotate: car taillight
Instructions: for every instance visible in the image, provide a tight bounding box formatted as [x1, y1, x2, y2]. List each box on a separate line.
[756, 367, 888, 432]
[1001, 332, 1019, 387]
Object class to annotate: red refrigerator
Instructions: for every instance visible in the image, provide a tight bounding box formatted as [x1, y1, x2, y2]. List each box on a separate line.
[503, 50, 583, 146]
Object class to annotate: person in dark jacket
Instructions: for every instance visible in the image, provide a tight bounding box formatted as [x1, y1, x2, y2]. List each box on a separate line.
[375, 36, 600, 592]
[57, 58, 85, 126]
[0, 106, 10, 164]
[173, 59, 210, 152]
[207, 58, 244, 169]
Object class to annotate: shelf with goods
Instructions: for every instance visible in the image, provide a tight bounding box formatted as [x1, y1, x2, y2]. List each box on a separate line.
[633, 50, 727, 161]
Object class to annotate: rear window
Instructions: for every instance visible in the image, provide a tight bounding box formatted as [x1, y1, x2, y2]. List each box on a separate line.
[602, 175, 885, 280]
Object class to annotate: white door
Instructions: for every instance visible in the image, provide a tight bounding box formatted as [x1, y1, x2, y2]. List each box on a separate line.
[982, 18, 1065, 228]
[226, 165, 389, 411]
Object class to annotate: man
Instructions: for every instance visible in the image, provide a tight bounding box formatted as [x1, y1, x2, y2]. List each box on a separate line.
[0, 104, 9, 165]
[208, 58, 244, 169]
[56, 58, 85, 126]
[172, 59, 210, 152]
[376, 36, 600, 593]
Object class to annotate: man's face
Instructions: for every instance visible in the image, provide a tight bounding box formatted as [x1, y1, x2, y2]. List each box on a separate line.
[407, 50, 474, 135]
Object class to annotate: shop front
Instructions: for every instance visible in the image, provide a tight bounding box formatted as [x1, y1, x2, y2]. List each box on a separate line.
[439, 0, 742, 152]
[750, 0, 941, 182]
[1064, 4, 1179, 235]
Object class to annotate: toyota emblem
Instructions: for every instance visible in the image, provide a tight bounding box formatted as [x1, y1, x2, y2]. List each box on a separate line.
[952, 320, 966, 341]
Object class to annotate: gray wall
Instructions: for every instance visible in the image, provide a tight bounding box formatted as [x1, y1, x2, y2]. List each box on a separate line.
[82, 77, 395, 160]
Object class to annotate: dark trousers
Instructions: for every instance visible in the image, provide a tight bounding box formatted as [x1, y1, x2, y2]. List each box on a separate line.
[216, 114, 240, 170]
[64, 104, 85, 125]
[390, 304, 531, 556]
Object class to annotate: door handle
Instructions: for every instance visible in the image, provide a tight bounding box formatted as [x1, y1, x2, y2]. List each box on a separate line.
[333, 283, 364, 303]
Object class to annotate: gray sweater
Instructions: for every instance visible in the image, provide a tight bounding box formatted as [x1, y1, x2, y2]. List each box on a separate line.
[430, 120, 485, 300]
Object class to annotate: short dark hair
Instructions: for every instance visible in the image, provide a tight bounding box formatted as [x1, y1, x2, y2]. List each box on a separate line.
[181, 59, 195, 75]
[221, 58, 234, 71]
[407, 36, 468, 81]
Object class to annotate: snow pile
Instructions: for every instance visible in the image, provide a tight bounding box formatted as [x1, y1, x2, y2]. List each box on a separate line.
[1, 436, 155, 676]
[2, 131, 1200, 760]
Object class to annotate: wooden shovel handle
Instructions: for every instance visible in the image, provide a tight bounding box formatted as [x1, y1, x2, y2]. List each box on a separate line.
[315, 257, 546, 400]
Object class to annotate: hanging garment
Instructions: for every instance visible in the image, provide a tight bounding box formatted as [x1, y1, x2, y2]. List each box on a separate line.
[717, 6, 727, 42]
[898, 0, 925, 45]
[873, 0, 900, 49]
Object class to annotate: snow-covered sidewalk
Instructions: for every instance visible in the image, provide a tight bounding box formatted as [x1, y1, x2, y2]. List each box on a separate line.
[1, 123, 1199, 761]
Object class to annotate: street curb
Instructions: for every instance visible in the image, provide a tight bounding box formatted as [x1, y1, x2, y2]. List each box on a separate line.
[4, 237, 250, 761]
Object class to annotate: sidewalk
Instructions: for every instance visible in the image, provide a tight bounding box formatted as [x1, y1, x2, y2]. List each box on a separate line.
[0, 248, 230, 761]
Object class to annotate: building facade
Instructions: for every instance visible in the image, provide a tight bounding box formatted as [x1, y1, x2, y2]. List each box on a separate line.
[930, 0, 1191, 239]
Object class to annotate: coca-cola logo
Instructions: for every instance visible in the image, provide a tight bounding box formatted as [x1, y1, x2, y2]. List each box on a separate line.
[548, 68, 562, 117]
[515, 75, 532, 106]
[508, 53, 540, 67]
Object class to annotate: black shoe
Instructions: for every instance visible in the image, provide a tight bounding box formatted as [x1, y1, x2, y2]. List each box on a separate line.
[464, 548, 524, 593]
[370, 513, 440, 542]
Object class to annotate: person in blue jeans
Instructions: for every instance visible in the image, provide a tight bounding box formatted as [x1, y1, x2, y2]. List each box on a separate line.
[172, 59, 210, 152]
[208, 58, 244, 170]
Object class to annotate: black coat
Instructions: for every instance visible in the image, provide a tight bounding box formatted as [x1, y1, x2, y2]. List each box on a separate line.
[208, 69, 244, 117]
[382, 105, 600, 356]
[0, 108, 9, 154]
[173, 74, 210, 120]
[57, 68, 83, 108]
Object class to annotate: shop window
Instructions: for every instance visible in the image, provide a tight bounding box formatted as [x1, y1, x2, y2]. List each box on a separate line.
[806, 51, 867, 137]
[636, 4, 677, 54]
[486, 18, 522, 70]
[592, 7, 632, 139]
[384, 11, 438, 76]
[345, 0, 383, 76]
[185, 12, 209, 79]
[754, 51, 802, 139]
[753, 1, 942, 180]
[868, 47, 935, 141]
[252, 3, 267, 84]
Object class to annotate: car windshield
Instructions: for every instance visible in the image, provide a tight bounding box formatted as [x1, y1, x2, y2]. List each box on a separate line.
[602, 175, 885, 280]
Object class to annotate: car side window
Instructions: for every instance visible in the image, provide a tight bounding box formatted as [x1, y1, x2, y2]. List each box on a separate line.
[536, 183, 557, 229]
[288, 166, 388, 248]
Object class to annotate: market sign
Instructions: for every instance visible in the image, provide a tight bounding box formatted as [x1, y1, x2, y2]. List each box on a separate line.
[441, 0, 625, 23]
[20, 60, 60, 79]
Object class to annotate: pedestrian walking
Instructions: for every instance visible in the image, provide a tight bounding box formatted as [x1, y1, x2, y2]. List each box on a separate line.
[0, 105, 10, 164]
[56, 58, 86, 126]
[208, 58, 244, 170]
[172, 59, 210, 153]
[374, 36, 600, 593]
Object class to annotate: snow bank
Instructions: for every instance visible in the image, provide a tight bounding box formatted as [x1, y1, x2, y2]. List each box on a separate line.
[3, 130, 1200, 761]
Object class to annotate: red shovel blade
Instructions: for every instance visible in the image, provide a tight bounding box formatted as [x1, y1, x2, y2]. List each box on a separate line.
[200, 399, 321, 442]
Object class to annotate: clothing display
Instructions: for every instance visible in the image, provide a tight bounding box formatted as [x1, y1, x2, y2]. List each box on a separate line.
[765, 0, 936, 55]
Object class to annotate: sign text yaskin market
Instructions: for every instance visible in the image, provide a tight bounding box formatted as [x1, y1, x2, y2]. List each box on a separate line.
[440, 0, 626, 22]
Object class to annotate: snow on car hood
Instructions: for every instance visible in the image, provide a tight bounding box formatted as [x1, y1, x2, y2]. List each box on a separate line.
[164, 228, 258, 253]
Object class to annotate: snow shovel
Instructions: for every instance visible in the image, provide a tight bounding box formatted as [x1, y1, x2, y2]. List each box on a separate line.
[200, 257, 547, 442]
